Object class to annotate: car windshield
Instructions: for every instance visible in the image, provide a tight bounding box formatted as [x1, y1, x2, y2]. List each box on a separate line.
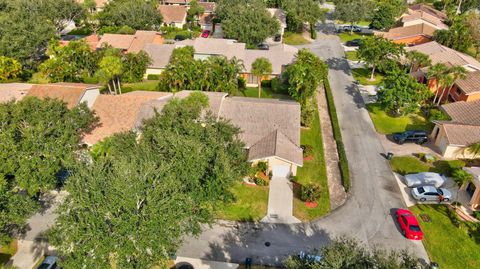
[437, 188, 443, 195]
[417, 187, 425, 194]
[410, 225, 421, 232]
[37, 264, 51, 269]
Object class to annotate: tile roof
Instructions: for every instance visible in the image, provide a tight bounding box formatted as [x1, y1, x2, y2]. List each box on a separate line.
[198, 2, 216, 13]
[82, 91, 170, 145]
[244, 44, 298, 74]
[97, 31, 163, 52]
[441, 123, 480, 146]
[441, 100, 480, 126]
[408, 4, 447, 20]
[159, 5, 187, 24]
[406, 41, 480, 71]
[144, 43, 176, 69]
[26, 83, 98, 109]
[176, 38, 247, 59]
[248, 129, 303, 166]
[0, 83, 33, 103]
[401, 10, 448, 29]
[377, 23, 436, 40]
[455, 71, 480, 95]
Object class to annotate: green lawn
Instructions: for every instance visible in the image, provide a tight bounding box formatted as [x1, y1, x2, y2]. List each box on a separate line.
[283, 31, 310, 45]
[366, 103, 433, 134]
[293, 104, 330, 221]
[410, 205, 480, 269]
[122, 81, 159, 93]
[345, 51, 359, 61]
[0, 240, 17, 265]
[338, 32, 371, 43]
[237, 87, 290, 99]
[216, 182, 269, 222]
[390, 156, 465, 176]
[351, 68, 384, 86]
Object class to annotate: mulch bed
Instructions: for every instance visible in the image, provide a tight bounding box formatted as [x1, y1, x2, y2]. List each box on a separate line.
[303, 155, 314, 161]
[305, 201, 318, 208]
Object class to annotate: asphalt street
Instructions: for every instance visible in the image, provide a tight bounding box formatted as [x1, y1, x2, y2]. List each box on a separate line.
[177, 32, 430, 266]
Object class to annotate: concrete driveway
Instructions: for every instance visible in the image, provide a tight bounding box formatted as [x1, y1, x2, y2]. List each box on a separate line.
[261, 177, 300, 224]
[177, 30, 429, 266]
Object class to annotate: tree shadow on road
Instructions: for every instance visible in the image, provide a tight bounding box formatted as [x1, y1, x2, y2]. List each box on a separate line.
[325, 57, 352, 76]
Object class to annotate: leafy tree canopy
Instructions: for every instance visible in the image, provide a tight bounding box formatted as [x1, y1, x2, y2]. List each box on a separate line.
[434, 15, 473, 53]
[98, 0, 163, 30]
[284, 236, 427, 269]
[377, 68, 432, 115]
[357, 36, 404, 80]
[217, 0, 280, 45]
[333, 0, 374, 27]
[370, 0, 406, 30]
[282, 0, 326, 32]
[0, 56, 22, 81]
[51, 93, 249, 268]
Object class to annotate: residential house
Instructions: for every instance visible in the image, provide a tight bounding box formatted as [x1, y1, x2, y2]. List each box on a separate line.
[398, 4, 448, 30]
[267, 8, 287, 41]
[82, 91, 171, 145]
[0, 83, 33, 103]
[198, 2, 216, 31]
[431, 100, 480, 159]
[159, 5, 188, 28]
[60, 34, 100, 51]
[405, 41, 480, 102]
[408, 4, 448, 21]
[462, 167, 480, 211]
[96, 30, 164, 53]
[26, 83, 100, 109]
[135, 91, 303, 176]
[144, 44, 177, 77]
[375, 23, 437, 46]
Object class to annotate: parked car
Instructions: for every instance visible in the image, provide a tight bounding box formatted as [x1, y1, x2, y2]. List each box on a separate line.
[174, 35, 187, 41]
[342, 25, 362, 32]
[345, 39, 362, 47]
[392, 130, 428, 144]
[36, 256, 59, 269]
[257, 43, 269, 50]
[411, 185, 452, 202]
[404, 172, 446, 188]
[274, 34, 282, 42]
[201, 30, 210, 38]
[396, 209, 423, 240]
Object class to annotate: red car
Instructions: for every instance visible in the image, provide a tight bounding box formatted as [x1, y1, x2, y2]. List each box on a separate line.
[396, 209, 423, 240]
[201, 30, 210, 38]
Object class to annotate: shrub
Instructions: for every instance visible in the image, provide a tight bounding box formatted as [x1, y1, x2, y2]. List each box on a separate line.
[68, 27, 93, 36]
[147, 74, 160, 80]
[256, 161, 268, 174]
[271, 77, 281, 92]
[99, 26, 121, 35]
[324, 79, 350, 191]
[428, 108, 451, 121]
[473, 211, 480, 220]
[261, 79, 272, 88]
[301, 99, 316, 127]
[82, 76, 99, 84]
[117, 25, 136, 34]
[447, 206, 461, 227]
[310, 24, 317, 39]
[301, 183, 321, 202]
[254, 177, 269, 186]
[237, 77, 246, 89]
[452, 169, 473, 186]
[301, 144, 314, 158]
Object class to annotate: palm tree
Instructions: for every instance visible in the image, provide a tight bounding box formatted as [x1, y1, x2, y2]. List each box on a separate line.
[251, 57, 272, 98]
[466, 142, 480, 158]
[436, 66, 467, 106]
[427, 63, 449, 105]
[405, 51, 431, 74]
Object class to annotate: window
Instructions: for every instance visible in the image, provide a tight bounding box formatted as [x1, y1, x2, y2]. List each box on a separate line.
[401, 216, 408, 225]
[409, 225, 421, 232]
[456, 88, 463, 96]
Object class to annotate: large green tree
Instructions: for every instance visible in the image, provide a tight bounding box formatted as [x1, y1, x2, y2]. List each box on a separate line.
[357, 36, 404, 80]
[434, 15, 473, 53]
[405, 50, 431, 74]
[0, 97, 96, 244]
[377, 68, 432, 115]
[334, 0, 373, 33]
[98, 0, 162, 30]
[286, 49, 327, 126]
[370, 0, 406, 30]
[465, 12, 480, 57]
[50, 93, 249, 268]
[217, 0, 280, 45]
[282, 0, 326, 33]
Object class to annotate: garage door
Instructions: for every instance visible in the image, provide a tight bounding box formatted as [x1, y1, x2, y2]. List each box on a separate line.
[272, 165, 290, 178]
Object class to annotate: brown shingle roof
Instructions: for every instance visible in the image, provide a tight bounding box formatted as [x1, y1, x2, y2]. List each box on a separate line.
[441, 100, 480, 126]
[82, 91, 170, 145]
[441, 123, 480, 146]
[144, 44, 176, 69]
[401, 10, 448, 29]
[159, 5, 187, 24]
[97, 31, 163, 52]
[244, 44, 298, 75]
[455, 71, 480, 95]
[377, 23, 436, 40]
[406, 41, 480, 71]
[248, 129, 303, 166]
[176, 38, 247, 59]
[0, 83, 33, 103]
[408, 4, 447, 20]
[199, 2, 216, 13]
[26, 83, 97, 109]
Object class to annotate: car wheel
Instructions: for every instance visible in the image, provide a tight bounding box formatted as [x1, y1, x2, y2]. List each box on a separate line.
[402, 230, 406, 236]
[420, 198, 426, 202]
[443, 198, 450, 202]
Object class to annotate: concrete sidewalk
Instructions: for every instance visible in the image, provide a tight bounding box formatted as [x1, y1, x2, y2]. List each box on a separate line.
[262, 177, 300, 224]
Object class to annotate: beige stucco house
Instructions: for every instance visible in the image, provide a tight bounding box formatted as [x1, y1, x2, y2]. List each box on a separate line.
[462, 167, 480, 211]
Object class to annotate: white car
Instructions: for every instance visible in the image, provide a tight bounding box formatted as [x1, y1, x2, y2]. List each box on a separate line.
[404, 172, 446, 188]
[411, 186, 452, 202]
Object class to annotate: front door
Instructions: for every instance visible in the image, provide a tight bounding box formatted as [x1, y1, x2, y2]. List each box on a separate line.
[467, 182, 476, 198]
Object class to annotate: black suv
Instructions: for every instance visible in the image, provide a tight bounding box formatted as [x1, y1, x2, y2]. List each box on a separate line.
[393, 130, 428, 145]
[345, 39, 362, 47]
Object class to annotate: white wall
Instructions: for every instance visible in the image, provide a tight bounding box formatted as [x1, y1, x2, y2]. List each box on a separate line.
[145, 68, 164, 79]
[80, 88, 100, 109]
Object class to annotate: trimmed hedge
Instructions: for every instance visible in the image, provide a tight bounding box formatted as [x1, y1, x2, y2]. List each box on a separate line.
[324, 78, 351, 192]
[147, 74, 160, 80]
